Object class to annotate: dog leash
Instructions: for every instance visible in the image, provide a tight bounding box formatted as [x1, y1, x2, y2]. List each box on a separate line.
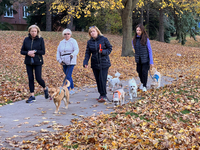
[149, 70, 154, 80]
[83, 74, 96, 82]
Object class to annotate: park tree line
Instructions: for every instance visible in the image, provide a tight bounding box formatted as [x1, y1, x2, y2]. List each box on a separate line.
[1, 0, 200, 56]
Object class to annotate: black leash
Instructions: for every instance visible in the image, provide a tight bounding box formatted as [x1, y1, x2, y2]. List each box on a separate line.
[84, 74, 96, 82]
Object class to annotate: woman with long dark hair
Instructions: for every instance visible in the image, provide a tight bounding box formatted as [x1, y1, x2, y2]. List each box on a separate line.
[132, 24, 154, 92]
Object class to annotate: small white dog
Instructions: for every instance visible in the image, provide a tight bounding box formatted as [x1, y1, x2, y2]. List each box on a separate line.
[112, 83, 125, 106]
[151, 68, 161, 89]
[107, 72, 121, 91]
[128, 78, 137, 100]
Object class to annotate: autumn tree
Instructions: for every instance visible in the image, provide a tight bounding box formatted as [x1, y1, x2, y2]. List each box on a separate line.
[49, 0, 139, 56]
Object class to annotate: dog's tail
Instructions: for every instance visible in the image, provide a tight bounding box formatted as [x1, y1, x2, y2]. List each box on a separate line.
[115, 72, 121, 78]
[63, 79, 70, 88]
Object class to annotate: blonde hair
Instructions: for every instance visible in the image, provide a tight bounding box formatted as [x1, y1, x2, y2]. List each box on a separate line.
[88, 26, 103, 38]
[28, 25, 41, 38]
[62, 28, 72, 37]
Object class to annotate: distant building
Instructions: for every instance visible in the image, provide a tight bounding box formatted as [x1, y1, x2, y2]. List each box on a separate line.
[0, 2, 28, 31]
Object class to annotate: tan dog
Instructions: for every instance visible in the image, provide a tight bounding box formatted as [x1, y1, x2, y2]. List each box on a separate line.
[151, 68, 161, 89]
[49, 80, 70, 114]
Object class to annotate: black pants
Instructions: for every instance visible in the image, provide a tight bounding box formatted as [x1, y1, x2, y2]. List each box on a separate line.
[136, 59, 150, 87]
[26, 65, 46, 93]
[92, 67, 109, 97]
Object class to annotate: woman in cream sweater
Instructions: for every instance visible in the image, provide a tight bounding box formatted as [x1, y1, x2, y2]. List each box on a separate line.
[57, 29, 79, 95]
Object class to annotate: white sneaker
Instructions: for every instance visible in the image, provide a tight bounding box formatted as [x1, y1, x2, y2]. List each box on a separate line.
[143, 87, 147, 92]
[139, 84, 143, 90]
[69, 90, 75, 95]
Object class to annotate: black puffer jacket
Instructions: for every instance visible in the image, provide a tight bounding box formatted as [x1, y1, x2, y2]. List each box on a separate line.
[83, 35, 112, 69]
[21, 34, 45, 65]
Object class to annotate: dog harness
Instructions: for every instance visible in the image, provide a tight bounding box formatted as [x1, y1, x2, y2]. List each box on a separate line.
[153, 74, 159, 82]
[59, 87, 66, 95]
[113, 90, 121, 99]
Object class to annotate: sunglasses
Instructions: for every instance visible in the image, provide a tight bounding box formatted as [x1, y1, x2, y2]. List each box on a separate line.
[89, 26, 95, 29]
[64, 33, 70, 35]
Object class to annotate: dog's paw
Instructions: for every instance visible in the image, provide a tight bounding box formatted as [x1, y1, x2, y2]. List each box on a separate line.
[54, 111, 58, 114]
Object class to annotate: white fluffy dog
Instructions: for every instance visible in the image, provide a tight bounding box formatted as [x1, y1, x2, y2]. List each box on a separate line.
[128, 78, 137, 100]
[151, 68, 161, 89]
[112, 84, 125, 106]
[107, 72, 121, 91]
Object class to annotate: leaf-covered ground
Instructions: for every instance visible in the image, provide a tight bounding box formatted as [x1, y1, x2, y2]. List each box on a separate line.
[1, 32, 200, 149]
[1, 31, 200, 105]
[20, 77, 200, 149]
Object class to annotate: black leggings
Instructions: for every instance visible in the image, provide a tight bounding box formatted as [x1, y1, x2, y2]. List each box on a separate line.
[92, 67, 109, 97]
[26, 65, 45, 93]
[136, 59, 150, 88]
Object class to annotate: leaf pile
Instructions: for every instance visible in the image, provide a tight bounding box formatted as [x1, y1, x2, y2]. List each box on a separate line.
[0, 31, 200, 105]
[18, 76, 200, 149]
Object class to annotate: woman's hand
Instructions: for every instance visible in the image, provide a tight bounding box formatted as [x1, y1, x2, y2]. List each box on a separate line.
[28, 50, 35, 57]
[61, 61, 65, 65]
[150, 64, 154, 69]
[84, 65, 88, 68]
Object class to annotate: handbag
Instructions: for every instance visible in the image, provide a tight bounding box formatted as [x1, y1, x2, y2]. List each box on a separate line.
[61, 53, 71, 65]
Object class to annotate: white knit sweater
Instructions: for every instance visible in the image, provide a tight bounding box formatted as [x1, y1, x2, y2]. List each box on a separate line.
[56, 38, 79, 65]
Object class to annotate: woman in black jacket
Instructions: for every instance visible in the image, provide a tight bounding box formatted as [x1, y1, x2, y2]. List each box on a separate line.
[83, 26, 112, 102]
[21, 25, 48, 103]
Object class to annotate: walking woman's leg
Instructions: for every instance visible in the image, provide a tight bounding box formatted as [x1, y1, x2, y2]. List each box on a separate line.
[35, 65, 49, 99]
[26, 65, 35, 96]
[65, 65, 75, 90]
[137, 62, 143, 84]
[142, 62, 150, 88]
[92, 68, 101, 95]
[100, 67, 108, 97]
[35, 65, 45, 88]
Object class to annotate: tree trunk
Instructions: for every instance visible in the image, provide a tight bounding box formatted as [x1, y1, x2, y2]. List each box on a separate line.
[67, 16, 73, 30]
[46, 2, 52, 31]
[121, 0, 133, 56]
[140, 7, 143, 25]
[120, 0, 139, 57]
[146, 3, 150, 35]
[159, 9, 164, 42]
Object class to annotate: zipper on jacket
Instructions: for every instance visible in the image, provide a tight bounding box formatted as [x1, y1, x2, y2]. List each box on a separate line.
[95, 40, 100, 65]
[30, 39, 34, 65]
[31, 39, 42, 63]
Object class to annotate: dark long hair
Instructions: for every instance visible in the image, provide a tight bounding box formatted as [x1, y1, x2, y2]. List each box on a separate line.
[132, 24, 149, 46]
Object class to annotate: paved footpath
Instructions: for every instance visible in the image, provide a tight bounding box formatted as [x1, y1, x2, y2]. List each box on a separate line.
[0, 76, 174, 149]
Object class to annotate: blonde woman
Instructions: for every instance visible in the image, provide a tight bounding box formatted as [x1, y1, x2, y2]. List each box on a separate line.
[56, 29, 79, 95]
[83, 26, 112, 102]
[21, 25, 49, 103]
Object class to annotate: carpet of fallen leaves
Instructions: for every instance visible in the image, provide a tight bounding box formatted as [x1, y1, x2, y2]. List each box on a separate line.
[19, 77, 200, 149]
[1, 31, 200, 105]
[1, 32, 200, 149]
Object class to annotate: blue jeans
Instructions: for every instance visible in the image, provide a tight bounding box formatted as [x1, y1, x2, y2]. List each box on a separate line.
[63, 65, 74, 90]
